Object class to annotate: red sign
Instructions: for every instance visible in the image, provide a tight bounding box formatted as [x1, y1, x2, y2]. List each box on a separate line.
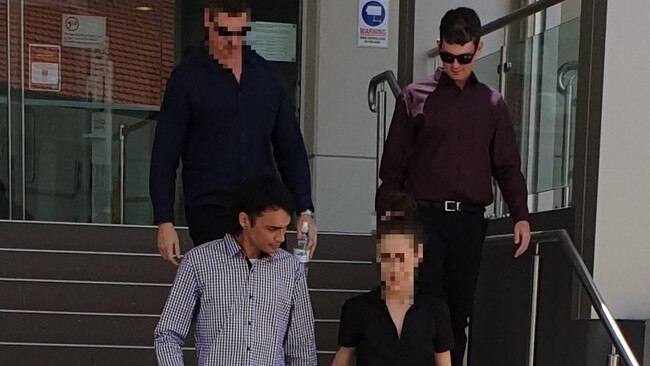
[29, 44, 61, 92]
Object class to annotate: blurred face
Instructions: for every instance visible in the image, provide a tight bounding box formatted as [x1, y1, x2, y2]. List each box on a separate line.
[437, 39, 482, 87]
[204, 8, 250, 58]
[239, 208, 290, 257]
[377, 234, 423, 289]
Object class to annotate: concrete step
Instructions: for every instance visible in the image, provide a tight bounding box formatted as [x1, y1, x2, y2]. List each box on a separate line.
[0, 280, 363, 320]
[0, 312, 163, 347]
[0, 311, 341, 354]
[0, 221, 376, 262]
[0, 250, 378, 290]
[0, 345, 335, 366]
[315, 322, 339, 352]
[0, 345, 198, 366]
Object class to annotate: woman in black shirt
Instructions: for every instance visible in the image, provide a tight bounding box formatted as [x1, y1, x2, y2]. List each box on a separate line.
[332, 193, 453, 366]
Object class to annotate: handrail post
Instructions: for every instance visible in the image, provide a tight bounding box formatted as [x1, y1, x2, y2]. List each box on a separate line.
[119, 124, 126, 225]
[485, 229, 641, 366]
[558, 62, 578, 208]
[375, 84, 387, 191]
[6, 0, 13, 220]
[608, 344, 621, 366]
[494, 26, 510, 218]
[528, 242, 541, 366]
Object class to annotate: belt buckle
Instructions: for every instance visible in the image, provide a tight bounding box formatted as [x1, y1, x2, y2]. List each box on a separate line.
[444, 200, 460, 212]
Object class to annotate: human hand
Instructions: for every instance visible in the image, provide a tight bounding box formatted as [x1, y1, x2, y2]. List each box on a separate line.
[157, 222, 181, 266]
[296, 214, 318, 259]
[513, 220, 531, 258]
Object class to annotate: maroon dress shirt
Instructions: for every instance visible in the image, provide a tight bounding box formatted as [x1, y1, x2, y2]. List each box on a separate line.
[376, 68, 529, 223]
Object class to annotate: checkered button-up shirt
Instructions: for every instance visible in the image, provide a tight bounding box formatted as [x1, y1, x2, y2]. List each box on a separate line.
[154, 234, 317, 366]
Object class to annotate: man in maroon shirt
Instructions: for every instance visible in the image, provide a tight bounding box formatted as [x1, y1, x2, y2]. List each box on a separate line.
[376, 7, 531, 366]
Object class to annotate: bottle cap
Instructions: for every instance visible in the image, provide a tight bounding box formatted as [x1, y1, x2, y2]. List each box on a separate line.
[300, 221, 309, 234]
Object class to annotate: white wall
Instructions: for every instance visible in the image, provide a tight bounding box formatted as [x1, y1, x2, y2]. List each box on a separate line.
[309, 0, 399, 233]
[593, 0, 650, 319]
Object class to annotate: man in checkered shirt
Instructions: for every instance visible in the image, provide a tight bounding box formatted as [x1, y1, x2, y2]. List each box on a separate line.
[154, 176, 317, 365]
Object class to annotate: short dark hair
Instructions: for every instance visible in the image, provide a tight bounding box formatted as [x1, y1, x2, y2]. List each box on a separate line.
[229, 175, 295, 234]
[204, 0, 248, 14]
[440, 7, 482, 46]
[376, 192, 423, 244]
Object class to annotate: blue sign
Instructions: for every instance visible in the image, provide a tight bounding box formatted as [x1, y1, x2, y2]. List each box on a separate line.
[361, 1, 386, 27]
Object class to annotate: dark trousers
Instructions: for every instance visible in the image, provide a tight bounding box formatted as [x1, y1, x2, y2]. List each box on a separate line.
[185, 205, 234, 246]
[417, 206, 488, 366]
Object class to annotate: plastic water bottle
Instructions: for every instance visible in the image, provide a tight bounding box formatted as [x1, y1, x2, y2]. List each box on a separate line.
[294, 221, 310, 277]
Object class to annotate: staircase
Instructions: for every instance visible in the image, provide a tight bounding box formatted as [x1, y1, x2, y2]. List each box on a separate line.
[0, 221, 377, 366]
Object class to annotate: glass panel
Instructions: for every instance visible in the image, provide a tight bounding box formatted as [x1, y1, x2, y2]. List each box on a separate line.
[3, 0, 302, 226]
[0, 0, 8, 219]
[13, 1, 172, 224]
[0, 0, 9, 219]
[506, 17, 581, 214]
[473, 49, 501, 91]
[472, 17, 581, 218]
[473, 49, 502, 218]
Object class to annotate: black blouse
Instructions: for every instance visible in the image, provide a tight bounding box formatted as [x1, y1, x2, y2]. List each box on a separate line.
[338, 290, 454, 366]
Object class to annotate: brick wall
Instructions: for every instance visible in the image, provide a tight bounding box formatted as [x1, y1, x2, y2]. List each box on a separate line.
[0, 0, 175, 106]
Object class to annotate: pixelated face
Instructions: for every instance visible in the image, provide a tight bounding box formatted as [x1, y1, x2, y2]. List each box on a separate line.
[239, 208, 290, 256]
[377, 233, 423, 288]
[437, 39, 482, 86]
[204, 7, 250, 58]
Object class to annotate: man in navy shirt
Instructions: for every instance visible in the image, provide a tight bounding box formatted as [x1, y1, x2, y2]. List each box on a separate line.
[376, 8, 531, 366]
[150, 0, 316, 264]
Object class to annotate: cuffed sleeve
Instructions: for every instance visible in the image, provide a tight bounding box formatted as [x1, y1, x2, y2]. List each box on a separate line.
[149, 69, 190, 224]
[376, 93, 418, 212]
[490, 97, 529, 223]
[271, 87, 314, 214]
[284, 265, 317, 365]
[154, 255, 200, 365]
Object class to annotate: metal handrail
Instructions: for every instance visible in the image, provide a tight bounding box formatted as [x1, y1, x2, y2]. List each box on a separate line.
[368, 70, 401, 112]
[484, 229, 640, 366]
[557, 61, 578, 207]
[115, 114, 157, 224]
[368, 70, 401, 191]
[428, 0, 565, 57]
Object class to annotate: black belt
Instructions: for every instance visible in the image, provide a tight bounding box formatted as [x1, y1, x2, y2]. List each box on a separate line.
[417, 200, 485, 213]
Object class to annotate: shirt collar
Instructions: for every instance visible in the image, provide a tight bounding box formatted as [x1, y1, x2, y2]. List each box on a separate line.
[434, 66, 479, 89]
[369, 286, 427, 306]
[199, 43, 258, 66]
[222, 233, 276, 262]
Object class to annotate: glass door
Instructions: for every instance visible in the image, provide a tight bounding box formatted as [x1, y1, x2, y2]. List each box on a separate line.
[1, 0, 171, 224]
[1, 0, 302, 226]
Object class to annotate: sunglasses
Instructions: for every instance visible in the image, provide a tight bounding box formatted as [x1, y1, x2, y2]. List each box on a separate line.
[439, 49, 477, 65]
[215, 26, 250, 37]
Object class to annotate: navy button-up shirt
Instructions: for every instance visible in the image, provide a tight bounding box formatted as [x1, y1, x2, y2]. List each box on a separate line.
[150, 45, 313, 224]
[377, 68, 529, 222]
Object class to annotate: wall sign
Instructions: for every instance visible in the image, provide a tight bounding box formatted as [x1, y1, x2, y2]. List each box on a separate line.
[358, 0, 389, 48]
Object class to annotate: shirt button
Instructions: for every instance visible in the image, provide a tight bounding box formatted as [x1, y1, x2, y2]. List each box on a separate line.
[247, 347, 251, 351]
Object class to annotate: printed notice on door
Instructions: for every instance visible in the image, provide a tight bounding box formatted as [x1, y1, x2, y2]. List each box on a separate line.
[62, 14, 107, 50]
[29, 44, 61, 92]
[248, 22, 297, 62]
